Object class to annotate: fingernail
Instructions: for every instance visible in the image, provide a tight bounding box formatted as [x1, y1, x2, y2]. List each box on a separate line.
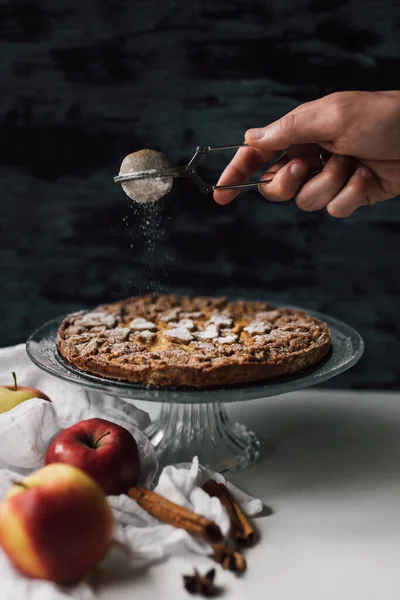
[246, 128, 265, 141]
[290, 163, 307, 177]
[336, 154, 347, 164]
[360, 167, 372, 179]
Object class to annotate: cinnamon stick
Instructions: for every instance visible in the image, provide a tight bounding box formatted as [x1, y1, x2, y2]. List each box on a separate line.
[211, 543, 247, 575]
[203, 480, 256, 548]
[128, 487, 223, 543]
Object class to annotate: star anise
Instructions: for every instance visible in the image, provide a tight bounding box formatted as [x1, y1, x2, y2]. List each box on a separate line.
[183, 568, 220, 597]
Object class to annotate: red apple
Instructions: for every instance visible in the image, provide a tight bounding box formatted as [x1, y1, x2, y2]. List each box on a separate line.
[0, 463, 113, 582]
[45, 418, 141, 495]
[0, 372, 51, 414]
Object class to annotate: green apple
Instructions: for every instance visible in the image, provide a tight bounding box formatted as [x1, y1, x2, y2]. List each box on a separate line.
[0, 463, 114, 582]
[0, 373, 51, 414]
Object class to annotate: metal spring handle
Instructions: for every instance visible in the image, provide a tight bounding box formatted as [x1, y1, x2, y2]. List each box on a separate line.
[174, 144, 287, 194]
[114, 144, 328, 195]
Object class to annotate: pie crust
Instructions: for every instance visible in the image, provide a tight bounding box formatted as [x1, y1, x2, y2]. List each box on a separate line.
[57, 294, 331, 388]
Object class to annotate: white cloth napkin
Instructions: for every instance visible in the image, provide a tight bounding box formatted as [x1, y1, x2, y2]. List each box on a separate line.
[0, 345, 263, 600]
[0, 345, 155, 475]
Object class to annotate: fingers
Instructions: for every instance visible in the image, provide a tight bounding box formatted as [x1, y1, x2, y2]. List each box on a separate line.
[245, 94, 346, 152]
[258, 159, 308, 202]
[213, 146, 276, 205]
[294, 154, 351, 211]
[259, 155, 374, 217]
[326, 167, 373, 218]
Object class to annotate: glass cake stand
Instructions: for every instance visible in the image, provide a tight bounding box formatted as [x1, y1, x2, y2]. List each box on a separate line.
[26, 310, 363, 473]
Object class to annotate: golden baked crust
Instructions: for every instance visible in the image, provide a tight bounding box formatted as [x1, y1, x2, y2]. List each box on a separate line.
[57, 294, 331, 388]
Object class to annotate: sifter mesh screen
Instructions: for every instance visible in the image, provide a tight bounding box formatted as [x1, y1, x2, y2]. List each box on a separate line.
[118, 149, 174, 203]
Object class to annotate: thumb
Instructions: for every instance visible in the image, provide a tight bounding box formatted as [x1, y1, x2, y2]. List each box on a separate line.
[245, 101, 339, 150]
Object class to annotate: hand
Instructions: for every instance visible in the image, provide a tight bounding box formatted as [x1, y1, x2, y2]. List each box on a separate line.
[213, 91, 400, 217]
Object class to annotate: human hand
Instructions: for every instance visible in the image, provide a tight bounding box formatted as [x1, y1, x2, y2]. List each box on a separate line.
[213, 91, 400, 217]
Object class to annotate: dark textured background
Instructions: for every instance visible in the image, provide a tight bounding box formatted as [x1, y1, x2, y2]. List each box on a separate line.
[1, 0, 400, 388]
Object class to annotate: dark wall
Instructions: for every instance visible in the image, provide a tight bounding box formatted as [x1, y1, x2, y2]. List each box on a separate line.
[1, 0, 400, 388]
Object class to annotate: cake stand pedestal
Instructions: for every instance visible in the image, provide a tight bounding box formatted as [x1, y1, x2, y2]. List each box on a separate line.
[145, 402, 261, 472]
[27, 310, 363, 473]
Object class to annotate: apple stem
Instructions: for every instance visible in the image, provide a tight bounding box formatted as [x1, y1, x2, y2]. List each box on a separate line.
[93, 431, 111, 448]
[11, 480, 29, 490]
[12, 372, 17, 391]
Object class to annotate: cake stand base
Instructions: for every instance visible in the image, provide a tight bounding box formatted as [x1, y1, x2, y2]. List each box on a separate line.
[145, 402, 261, 473]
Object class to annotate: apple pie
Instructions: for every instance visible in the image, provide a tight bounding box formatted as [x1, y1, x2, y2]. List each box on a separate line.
[57, 294, 331, 388]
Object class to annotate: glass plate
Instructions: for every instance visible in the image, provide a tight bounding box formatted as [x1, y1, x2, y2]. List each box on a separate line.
[26, 310, 364, 403]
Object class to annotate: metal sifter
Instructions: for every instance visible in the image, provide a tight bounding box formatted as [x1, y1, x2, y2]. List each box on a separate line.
[113, 144, 288, 203]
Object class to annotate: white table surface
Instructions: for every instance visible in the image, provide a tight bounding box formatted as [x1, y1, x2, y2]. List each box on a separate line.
[96, 389, 400, 600]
